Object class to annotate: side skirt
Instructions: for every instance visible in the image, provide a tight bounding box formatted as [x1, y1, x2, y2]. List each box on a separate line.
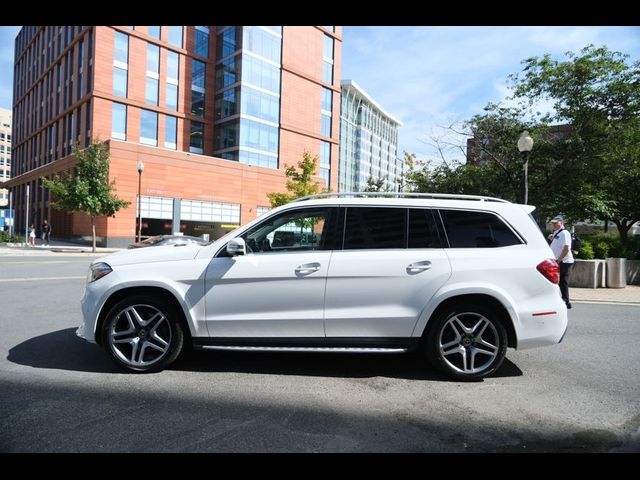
[192, 337, 420, 354]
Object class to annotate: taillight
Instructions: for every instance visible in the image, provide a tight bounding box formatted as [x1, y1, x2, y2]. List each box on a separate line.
[537, 259, 559, 284]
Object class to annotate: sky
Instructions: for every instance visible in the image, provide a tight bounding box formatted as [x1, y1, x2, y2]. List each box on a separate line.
[1, 26, 639, 161]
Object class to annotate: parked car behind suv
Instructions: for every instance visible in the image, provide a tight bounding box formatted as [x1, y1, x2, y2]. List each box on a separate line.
[78, 193, 567, 381]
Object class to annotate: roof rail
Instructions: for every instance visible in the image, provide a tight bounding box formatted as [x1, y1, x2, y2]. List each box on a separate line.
[291, 192, 511, 203]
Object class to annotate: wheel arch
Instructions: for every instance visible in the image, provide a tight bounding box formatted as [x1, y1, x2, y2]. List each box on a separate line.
[420, 293, 517, 349]
[95, 286, 193, 347]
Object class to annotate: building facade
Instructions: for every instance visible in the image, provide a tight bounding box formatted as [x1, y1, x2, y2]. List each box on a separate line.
[339, 79, 403, 192]
[0, 108, 11, 207]
[7, 26, 341, 246]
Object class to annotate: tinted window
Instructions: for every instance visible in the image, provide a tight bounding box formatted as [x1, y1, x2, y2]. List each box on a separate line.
[220, 207, 338, 256]
[439, 210, 523, 248]
[344, 207, 406, 250]
[408, 208, 443, 248]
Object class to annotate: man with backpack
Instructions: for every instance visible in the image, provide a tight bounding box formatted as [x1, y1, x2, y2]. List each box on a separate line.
[548, 215, 574, 309]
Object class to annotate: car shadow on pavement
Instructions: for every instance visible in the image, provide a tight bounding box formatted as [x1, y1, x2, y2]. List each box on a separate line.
[172, 349, 523, 382]
[7, 328, 120, 374]
[6, 328, 523, 381]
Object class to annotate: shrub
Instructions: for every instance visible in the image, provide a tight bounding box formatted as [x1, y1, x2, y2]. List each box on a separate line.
[576, 240, 594, 260]
[0, 230, 22, 243]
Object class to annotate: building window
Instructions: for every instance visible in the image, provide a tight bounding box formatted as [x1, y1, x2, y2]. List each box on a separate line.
[114, 31, 128, 65]
[216, 56, 240, 90]
[195, 26, 209, 58]
[190, 121, 204, 154]
[113, 31, 128, 98]
[321, 114, 331, 137]
[146, 77, 159, 106]
[242, 26, 281, 64]
[113, 67, 127, 97]
[215, 87, 240, 120]
[216, 122, 238, 150]
[320, 141, 331, 188]
[323, 35, 334, 60]
[218, 27, 239, 58]
[140, 109, 158, 146]
[241, 86, 279, 123]
[323, 61, 333, 85]
[146, 43, 160, 106]
[166, 84, 178, 111]
[147, 26, 160, 39]
[111, 102, 126, 140]
[239, 118, 278, 154]
[167, 26, 183, 49]
[166, 51, 179, 111]
[191, 59, 205, 117]
[322, 87, 333, 112]
[165, 115, 177, 150]
[322, 34, 334, 85]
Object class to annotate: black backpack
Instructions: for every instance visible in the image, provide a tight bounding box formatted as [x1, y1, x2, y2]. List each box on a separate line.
[553, 228, 581, 252]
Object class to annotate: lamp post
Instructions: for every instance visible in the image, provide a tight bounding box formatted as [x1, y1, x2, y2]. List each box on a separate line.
[137, 160, 144, 243]
[517, 131, 534, 204]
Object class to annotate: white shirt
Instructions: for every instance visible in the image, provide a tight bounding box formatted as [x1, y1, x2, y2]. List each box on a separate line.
[550, 228, 574, 264]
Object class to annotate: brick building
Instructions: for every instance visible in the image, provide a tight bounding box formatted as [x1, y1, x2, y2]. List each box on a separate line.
[7, 26, 341, 246]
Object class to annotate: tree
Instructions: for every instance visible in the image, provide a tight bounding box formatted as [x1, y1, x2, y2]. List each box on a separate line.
[41, 141, 130, 252]
[363, 175, 391, 192]
[267, 150, 327, 207]
[510, 45, 640, 244]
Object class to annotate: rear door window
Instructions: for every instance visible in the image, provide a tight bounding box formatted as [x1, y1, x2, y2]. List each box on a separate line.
[343, 207, 406, 249]
[408, 208, 444, 248]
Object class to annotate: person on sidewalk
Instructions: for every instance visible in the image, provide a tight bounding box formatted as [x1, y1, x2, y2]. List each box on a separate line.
[41, 219, 52, 246]
[548, 215, 575, 309]
[28, 224, 36, 246]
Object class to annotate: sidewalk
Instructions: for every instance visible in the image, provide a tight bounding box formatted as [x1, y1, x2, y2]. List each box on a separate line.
[572, 285, 640, 305]
[0, 239, 123, 256]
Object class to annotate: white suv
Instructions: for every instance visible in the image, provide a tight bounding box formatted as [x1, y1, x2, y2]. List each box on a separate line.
[78, 193, 567, 381]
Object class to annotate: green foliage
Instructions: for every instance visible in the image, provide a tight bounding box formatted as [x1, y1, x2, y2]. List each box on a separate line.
[363, 176, 391, 192]
[0, 230, 22, 243]
[267, 150, 328, 207]
[510, 45, 640, 243]
[575, 240, 594, 260]
[592, 241, 610, 259]
[40, 141, 130, 251]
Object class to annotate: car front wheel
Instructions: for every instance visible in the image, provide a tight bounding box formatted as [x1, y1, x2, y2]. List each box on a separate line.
[102, 295, 184, 373]
[425, 304, 507, 381]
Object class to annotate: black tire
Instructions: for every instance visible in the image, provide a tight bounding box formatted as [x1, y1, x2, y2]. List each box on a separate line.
[425, 303, 507, 381]
[102, 294, 184, 373]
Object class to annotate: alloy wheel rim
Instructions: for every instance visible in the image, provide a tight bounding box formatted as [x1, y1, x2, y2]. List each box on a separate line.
[438, 312, 500, 374]
[108, 304, 171, 367]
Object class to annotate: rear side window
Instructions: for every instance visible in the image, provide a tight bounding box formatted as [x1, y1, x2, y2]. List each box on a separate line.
[408, 208, 443, 248]
[344, 207, 406, 249]
[439, 209, 523, 248]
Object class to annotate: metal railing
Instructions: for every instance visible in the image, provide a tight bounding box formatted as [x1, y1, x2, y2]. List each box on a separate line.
[291, 192, 510, 203]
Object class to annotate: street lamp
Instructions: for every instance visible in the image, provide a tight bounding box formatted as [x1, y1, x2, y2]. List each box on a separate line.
[137, 160, 144, 243]
[517, 130, 534, 204]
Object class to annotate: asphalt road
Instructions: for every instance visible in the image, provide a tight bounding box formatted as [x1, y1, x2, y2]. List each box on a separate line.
[1, 255, 639, 452]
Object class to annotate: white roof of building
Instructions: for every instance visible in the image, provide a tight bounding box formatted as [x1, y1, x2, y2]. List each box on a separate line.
[341, 79, 403, 126]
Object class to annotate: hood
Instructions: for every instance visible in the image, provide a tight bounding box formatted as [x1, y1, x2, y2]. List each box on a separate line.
[94, 244, 203, 267]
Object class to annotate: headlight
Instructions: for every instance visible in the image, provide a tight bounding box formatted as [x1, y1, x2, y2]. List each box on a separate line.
[87, 262, 113, 283]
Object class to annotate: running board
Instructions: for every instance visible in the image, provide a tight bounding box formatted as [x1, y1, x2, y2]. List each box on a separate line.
[201, 345, 407, 354]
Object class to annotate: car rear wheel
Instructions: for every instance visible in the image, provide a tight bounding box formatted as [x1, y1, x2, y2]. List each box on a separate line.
[102, 295, 184, 373]
[425, 303, 507, 381]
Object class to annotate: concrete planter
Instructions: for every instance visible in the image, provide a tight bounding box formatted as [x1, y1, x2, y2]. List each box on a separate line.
[569, 259, 607, 288]
[628, 259, 640, 285]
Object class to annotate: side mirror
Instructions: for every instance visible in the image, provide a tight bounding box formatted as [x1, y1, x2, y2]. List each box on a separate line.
[226, 237, 246, 256]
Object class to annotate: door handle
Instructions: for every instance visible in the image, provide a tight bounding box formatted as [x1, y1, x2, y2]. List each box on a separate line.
[406, 261, 432, 273]
[295, 262, 321, 274]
